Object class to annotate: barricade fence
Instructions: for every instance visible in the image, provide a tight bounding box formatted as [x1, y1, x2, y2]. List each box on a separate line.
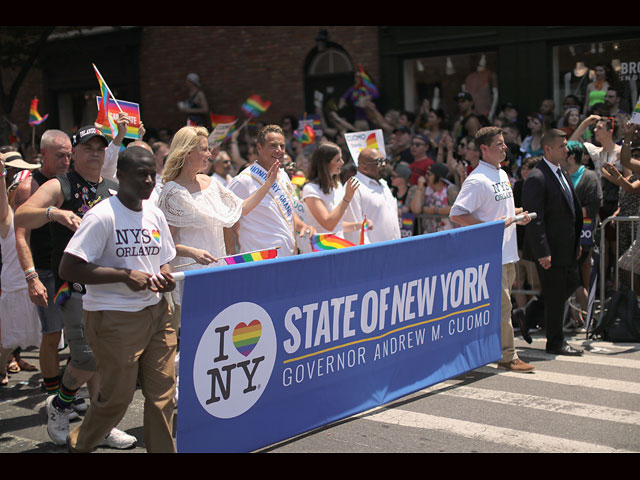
[597, 215, 640, 323]
[412, 213, 640, 337]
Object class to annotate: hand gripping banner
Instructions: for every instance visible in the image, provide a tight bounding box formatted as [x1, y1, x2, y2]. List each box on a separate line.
[176, 221, 504, 452]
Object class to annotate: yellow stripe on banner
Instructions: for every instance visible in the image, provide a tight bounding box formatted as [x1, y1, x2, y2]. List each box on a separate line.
[282, 302, 491, 364]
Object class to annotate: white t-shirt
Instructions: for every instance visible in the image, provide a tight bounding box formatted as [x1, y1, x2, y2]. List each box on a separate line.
[449, 160, 518, 264]
[301, 181, 346, 253]
[583, 142, 621, 178]
[64, 196, 176, 312]
[342, 171, 401, 245]
[227, 163, 297, 256]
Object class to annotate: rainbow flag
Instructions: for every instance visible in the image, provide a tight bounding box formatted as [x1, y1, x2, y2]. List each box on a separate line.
[359, 217, 373, 245]
[359, 66, 379, 97]
[242, 94, 271, 118]
[28, 98, 48, 126]
[296, 124, 316, 147]
[93, 64, 119, 137]
[310, 234, 355, 252]
[351, 65, 379, 103]
[53, 282, 72, 307]
[223, 248, 278, 265]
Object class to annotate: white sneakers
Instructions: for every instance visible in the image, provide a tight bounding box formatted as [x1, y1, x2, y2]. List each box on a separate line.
[98, 428, 137, 449]
[46, 395, 137, 450]
[45, 395, 71, 445]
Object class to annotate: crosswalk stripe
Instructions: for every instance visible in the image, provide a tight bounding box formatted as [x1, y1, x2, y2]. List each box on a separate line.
[365, 408, 638, 453]
[419, 383, 640, 426]
[476, 365, 640, 395]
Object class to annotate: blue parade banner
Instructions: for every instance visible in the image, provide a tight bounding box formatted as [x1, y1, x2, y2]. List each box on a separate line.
[176, 221, 505, 452]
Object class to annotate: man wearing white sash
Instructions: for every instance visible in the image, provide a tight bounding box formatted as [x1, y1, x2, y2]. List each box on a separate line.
[226, 125, 316, 256]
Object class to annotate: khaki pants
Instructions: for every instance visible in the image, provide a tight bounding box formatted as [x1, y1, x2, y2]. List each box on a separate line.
[501, 263, 518, 363]
[68, 297, 177, 453]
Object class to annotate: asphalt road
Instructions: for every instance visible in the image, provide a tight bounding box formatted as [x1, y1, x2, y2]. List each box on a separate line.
[1, 330, 638, 453]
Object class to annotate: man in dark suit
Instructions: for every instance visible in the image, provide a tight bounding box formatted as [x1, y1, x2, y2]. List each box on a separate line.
[521, 129, 584, 356]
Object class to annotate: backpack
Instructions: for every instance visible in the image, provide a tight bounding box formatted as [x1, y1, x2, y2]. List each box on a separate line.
[591, 288, 640, 342]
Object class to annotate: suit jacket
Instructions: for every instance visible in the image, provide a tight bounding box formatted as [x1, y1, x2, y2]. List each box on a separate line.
[521, 158, 583, 267]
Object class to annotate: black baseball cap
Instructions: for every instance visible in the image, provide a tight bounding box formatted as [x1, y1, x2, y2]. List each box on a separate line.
[72, 125, 108, 148]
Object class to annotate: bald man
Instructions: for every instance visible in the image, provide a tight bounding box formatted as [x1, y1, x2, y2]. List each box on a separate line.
[343, 148, 401, 245]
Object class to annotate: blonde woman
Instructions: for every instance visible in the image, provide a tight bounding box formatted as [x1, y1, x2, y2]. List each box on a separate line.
[157, 126, 279, 306]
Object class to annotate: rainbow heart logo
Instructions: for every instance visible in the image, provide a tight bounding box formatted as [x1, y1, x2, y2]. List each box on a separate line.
[151, 229, 160, 243]
[366, 132, 378, 149]
[232, 320, 262, 357]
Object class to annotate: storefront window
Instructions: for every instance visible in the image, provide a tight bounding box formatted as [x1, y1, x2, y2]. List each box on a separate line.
[403, 51, 499, 125]
[552, 39, 640, 121]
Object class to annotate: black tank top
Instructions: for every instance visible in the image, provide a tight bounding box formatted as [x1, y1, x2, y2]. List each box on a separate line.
[30, 169, 53, 270]
[50, 170, 118, 292]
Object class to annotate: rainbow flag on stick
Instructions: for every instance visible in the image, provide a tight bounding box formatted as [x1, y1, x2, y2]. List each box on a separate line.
[92, 63, 122, 137]
[242, 94, 271, 118]
[351, 65, 379, 103]
[360, 217, 372, 245]
[28, 98, 48, 126]
[310, 234, 355, 252]
[222, 248, 278, 265]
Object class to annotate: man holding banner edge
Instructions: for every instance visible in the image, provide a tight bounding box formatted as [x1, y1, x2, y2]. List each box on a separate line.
[450, 126, 535, 373]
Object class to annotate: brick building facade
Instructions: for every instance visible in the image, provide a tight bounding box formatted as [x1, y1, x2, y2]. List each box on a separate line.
[7, 26, 379, 148]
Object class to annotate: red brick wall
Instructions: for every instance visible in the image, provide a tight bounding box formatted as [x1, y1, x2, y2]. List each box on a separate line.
[139, 26, 379, 133]
[7, 26, 378, 149]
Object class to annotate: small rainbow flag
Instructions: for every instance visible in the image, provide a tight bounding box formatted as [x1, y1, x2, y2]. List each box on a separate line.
[360, 217, 372, 245]
[242, 94, 271, 118]
[28, 98, 48, 126]
[296, 124, 316, 147]
[53, 282, 72, 307]
[223, 248, 278, 265]
[351, 65, 379, 103]
[93, 64, 119, 137]
[310, 234, 355, 252]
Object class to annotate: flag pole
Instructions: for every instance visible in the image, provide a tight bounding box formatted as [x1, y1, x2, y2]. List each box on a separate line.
[92, 63, 124, 113]
[173, 247, 280, 269]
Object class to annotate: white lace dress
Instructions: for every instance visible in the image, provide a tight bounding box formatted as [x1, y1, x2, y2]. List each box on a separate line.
[157, 178, 244, 305]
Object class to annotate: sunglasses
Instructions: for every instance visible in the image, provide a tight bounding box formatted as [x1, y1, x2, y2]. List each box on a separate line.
[364, 157, 387, 166]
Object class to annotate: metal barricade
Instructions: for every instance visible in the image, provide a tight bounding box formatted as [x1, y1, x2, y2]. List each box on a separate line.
[597, 215, 640, 323]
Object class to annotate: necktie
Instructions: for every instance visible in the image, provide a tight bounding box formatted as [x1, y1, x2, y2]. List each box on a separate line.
[556, 167, 573, 206]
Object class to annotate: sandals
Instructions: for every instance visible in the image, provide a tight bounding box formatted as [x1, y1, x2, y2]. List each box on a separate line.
[6, 359, 20, 374]
[0, 371, 7, 387]
[18, 359, 38, 372]
[5, 355, 39, 374]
